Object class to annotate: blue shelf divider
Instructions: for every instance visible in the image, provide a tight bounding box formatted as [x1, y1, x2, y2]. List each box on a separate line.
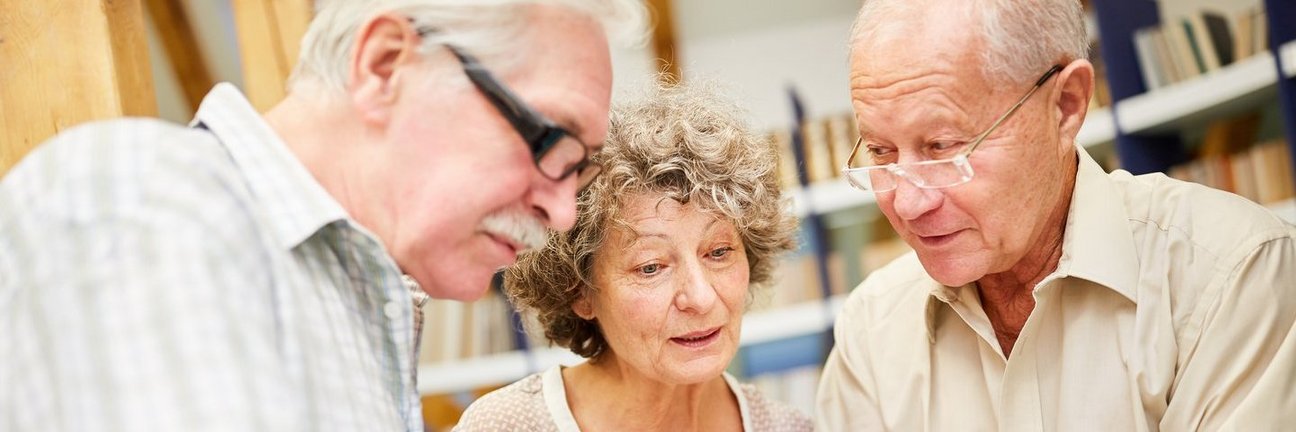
[1265, 0, 1296, 187]
[1090, 0, 1185, 175]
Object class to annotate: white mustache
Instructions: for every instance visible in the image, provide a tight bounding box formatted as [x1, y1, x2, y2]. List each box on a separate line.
[480, 211, 549, 252]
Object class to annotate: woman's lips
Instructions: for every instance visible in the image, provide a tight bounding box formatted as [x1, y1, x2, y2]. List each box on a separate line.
[670, 327, 722, 348]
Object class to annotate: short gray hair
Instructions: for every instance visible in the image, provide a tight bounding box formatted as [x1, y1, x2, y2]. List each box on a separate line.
[291, 0, 646, 93]
[850, 0, 1088, 84]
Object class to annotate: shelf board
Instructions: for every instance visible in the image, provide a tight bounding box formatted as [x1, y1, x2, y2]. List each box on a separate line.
[1077, 107, 1115, 147]
[417, 346, 582, 396]
[741, 294, 845, 345]
[788, 178, 876, 218]
[1118, 40, 1296, 135]
[418, 294, 848, 396]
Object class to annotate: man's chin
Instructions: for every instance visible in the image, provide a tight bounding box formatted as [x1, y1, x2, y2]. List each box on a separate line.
[419, 270, 495, 301]
[915, 253, 982, 287]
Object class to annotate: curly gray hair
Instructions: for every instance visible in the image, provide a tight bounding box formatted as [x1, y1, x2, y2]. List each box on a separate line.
[503, 82, 798, 359]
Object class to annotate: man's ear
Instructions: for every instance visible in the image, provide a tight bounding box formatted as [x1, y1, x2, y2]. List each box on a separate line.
[348, 13, 422, 126]
[1054, 59, 1095, 151]
[572, 290, 596, 320]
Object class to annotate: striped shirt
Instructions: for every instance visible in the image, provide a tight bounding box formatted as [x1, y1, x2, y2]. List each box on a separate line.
[1, 83, 429, 431]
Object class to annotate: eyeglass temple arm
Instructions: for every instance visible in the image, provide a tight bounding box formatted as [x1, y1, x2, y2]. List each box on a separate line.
[444, 47, 550, 145]
[415, 23, 548, 145]
[961, 64, 1063, 156]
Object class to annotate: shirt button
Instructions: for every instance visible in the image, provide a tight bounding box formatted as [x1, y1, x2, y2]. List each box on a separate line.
[384, 301, 403, 320]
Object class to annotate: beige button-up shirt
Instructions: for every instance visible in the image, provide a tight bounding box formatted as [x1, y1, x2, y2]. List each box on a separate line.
[816, 148, 1296, 431]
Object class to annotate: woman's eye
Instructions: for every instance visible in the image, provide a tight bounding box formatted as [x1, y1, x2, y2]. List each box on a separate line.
[638, 263, 661, 275]
[708, 247, 735, 258]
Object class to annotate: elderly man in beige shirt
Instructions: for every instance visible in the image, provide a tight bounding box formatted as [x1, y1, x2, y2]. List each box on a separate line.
[820, 0, 1296, 430]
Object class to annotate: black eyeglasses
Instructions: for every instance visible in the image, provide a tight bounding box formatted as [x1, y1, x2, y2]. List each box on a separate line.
[415, 27, 603, 190]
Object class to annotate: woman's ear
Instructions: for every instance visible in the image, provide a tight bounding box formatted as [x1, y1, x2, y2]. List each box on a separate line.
[572, 291, 595, 320]
[347, 13, 422, 126]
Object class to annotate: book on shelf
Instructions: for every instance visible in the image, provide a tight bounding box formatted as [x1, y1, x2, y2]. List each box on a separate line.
[1132, 7, 1269, 91]
[1168, 136, 1295, 207]
[1089, 38, 1113, 111]
[769, 111, 860, 191]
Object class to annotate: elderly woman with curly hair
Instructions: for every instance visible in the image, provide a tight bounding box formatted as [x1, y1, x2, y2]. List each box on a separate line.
[453, 84, 808, 431]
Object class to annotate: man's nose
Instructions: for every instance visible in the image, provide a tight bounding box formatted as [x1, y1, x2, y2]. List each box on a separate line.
[889, 174, 943, 221]
[527, 173, 579, 231]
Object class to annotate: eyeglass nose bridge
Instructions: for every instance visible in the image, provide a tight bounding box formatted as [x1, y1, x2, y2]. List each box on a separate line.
[885, 164, 928, 189]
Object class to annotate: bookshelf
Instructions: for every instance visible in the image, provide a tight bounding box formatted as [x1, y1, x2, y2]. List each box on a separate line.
[1091, 0, 1296, 184]
[1118, 40, 1296, 135]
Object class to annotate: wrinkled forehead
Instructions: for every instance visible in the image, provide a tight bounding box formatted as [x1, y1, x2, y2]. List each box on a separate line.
[510, 12, 613, 144]
[850, 1, 984, 76]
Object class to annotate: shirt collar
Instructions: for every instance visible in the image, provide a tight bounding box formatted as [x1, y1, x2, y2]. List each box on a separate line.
[922, 146, 1141, 341]
[1054, 146, 1140, 303]
[191, 83, 349, 250]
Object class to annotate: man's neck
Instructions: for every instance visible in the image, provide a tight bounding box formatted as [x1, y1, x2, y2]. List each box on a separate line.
[263, 93, 377, 227]
[975, 152, 1078, 358]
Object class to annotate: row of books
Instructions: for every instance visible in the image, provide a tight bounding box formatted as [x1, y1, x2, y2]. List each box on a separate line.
[418, 289, 528, 365]
[769, 112, 860, 188]
[1168, 138, 1295, 207]
[1133, 7, 1269, 91]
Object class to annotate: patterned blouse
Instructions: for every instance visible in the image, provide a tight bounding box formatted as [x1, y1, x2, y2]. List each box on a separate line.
[454, 366, 812, 431]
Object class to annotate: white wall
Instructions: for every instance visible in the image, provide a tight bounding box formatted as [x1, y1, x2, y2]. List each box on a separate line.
[677, 15, 855, 131]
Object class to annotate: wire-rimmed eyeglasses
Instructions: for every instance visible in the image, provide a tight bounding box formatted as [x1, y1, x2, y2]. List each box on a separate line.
[415, 26, 603, 191]
[841, 65, 1063, 193]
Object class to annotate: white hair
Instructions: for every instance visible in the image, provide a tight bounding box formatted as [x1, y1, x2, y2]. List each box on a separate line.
[290, 0, 646, 93]
[850, 0, 1089, 85]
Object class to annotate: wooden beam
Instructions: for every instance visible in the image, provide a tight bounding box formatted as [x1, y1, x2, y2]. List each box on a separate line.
[144, 0, 214, 112]
[1, 0, 158, 175]
[231, 0, 313, 112]
[646, 0, 681, 84]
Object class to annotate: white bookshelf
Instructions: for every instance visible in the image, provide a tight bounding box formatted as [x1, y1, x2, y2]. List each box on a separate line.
[1116, 40, 1296, 135]
[788, 178, 874, 218]
[417, 294, 848, 396]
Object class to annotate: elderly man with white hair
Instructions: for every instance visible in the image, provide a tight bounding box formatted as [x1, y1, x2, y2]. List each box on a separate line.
[818, 0, 1296, 430]
[0, 1, 642, 430]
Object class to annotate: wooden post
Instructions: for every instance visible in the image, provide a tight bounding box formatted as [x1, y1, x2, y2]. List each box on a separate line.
[646, 0, 681, 84]
[231, 0, 313, 112]
[144, 0, 214, 112]
[0, 0, 158, 175]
